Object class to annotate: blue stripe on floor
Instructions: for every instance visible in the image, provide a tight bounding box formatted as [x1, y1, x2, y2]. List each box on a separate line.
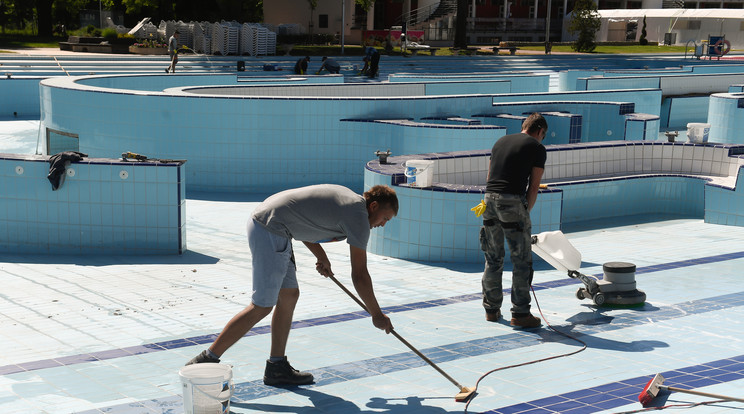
[3, 250, 743, 376]
[77, 290, 744, 413]
[484, 356, 744, 413]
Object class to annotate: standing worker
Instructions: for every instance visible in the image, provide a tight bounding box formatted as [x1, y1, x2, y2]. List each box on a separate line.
[294, 56, 310, 75]
[166, 30, 179, 73]
[316, 56, 341, 74]
[186, 184, 398, 386]
[480, 113, 548, 328]
[360, 47, 380, 78]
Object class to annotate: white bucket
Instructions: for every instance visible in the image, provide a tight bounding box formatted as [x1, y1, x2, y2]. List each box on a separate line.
[686, 122, 710, 143]
[404, 160, 434, 187]
[179, 363, 234, 414]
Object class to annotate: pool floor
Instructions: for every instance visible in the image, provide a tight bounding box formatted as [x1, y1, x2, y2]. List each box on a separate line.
[2, 192, 743, 413]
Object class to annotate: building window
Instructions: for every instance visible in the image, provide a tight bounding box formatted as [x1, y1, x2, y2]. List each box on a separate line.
[319, 14, 328, 29]
[529, 6, 535, 18]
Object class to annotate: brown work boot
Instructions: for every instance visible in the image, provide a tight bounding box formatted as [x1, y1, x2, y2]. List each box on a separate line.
[510, 313, 541, 328]
[485, 310, 501, 322]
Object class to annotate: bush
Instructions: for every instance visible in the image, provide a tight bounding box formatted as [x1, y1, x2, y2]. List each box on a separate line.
[639, 15, 648, 46]
[102, 28, 118, 40]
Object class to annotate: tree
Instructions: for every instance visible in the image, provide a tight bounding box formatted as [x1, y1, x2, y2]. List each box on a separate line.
[454, 0, 468, 49]
[567, 0, 601, 53]
[639, 15, 648, 45]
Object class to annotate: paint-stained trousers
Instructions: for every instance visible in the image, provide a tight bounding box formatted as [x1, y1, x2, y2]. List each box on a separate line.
[480, 192, 534, 316]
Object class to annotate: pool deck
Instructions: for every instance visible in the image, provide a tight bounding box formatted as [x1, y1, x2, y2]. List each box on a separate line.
[1, 50, 744, 414]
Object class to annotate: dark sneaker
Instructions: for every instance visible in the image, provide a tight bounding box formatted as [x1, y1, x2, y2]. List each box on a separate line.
[165, 68, 169, 73]
[185, 350, 220, 366]
[510, 314, 542, 328]
[263, 359, 314, 386]
[485, 310, 501, 322]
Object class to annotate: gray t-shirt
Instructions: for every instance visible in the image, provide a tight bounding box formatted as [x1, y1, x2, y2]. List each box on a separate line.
[168, 35, 178, 54]
[252, 184, 370, 249]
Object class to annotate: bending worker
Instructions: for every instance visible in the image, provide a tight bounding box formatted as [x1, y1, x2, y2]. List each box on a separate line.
[186, 184, 398, 386]
[317, 56, 341, 74]
[294, 56, 310, 75]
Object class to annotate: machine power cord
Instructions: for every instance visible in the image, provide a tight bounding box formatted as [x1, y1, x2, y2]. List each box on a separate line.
[463, 286, 588, 413]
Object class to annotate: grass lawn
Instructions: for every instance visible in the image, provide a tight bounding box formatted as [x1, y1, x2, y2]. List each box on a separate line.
[0, 34, 64, 49]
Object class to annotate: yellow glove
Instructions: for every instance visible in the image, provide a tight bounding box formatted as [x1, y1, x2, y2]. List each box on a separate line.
[470, 199, 486, 217]
[315, 71, 320, 75]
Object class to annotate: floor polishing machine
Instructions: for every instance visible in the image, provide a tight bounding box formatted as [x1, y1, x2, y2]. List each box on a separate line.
[531, 231, 646, 306]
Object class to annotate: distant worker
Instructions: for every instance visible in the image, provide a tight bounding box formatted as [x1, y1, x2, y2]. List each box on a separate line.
[166, 30, 179, 73]
[294, 56, 310, 75]
[360, 47, 380, 78]
[317, 56, 341, 74]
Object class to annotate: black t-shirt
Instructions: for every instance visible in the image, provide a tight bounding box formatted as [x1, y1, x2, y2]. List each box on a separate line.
[294, 59, 308, 74]
[486, 132, 547, 195]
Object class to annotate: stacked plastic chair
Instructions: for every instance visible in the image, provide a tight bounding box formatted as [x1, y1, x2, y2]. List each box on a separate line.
[240, 23, 256, 56]
[175, 21, 194, 50]
[221, 21, 241, 55]
[253, 25, 269, 56]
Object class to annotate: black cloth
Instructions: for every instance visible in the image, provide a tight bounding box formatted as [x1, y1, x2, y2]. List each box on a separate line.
[47, 151, 87, 190]
[486, 132, 546, 195]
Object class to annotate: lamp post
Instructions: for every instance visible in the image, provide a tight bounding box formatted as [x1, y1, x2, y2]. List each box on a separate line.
[99, 0, 103, 28]
[341, 0, 345, 54]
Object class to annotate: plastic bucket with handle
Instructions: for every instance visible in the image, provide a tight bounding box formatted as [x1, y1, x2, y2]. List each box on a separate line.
[686, 123, 710, 143]
[179, 363, 233, 414]
[404, 160, 434, 187]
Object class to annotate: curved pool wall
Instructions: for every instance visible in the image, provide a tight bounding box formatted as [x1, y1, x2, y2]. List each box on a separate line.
[364, 141, 744, 263]
[388, 73, 550, 93]
[38, 73, 557, 193]
[708, 92, 744, 144]
[559, 67, 744, 133]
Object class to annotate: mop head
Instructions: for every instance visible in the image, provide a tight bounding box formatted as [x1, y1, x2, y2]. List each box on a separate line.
[639, 373, 664, 406]
[455, 386, 476, 402]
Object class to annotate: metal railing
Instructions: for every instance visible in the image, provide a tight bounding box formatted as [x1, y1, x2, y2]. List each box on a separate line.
[397, 0, 457, 28]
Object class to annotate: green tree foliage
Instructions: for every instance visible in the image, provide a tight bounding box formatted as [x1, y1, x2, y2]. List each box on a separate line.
[567, 0, 601, 53]
[1, 0, 264, 36]
[355, 0, 374, 11]
[639, 15, 648, 45]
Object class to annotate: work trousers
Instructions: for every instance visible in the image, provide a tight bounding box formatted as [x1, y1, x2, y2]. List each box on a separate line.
[480, 192, 534, 316]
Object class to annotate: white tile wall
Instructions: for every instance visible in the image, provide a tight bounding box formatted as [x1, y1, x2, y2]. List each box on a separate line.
[429, 143, 741, 188]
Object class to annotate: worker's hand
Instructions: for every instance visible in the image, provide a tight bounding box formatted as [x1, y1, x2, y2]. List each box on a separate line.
[315, 259, 334, 277]
[372, 313, 393, 334]
[315, 71, 320, 75]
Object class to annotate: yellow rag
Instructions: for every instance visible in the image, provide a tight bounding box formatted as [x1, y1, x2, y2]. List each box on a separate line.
[470, 199, 486, 217]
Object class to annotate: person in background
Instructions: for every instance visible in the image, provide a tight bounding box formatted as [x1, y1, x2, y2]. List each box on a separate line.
[166, 30, 179, 73]
[317, 56, 341, 74]
[294, 56, 310, 75]
[480, 113, 548, 329]
[360, 47, 380, 78]
[186, 184, 399, 386]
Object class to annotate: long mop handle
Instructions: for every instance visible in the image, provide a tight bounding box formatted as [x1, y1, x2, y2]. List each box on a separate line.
[327, 274, 464, 390]
[662, 386, 744, 403]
